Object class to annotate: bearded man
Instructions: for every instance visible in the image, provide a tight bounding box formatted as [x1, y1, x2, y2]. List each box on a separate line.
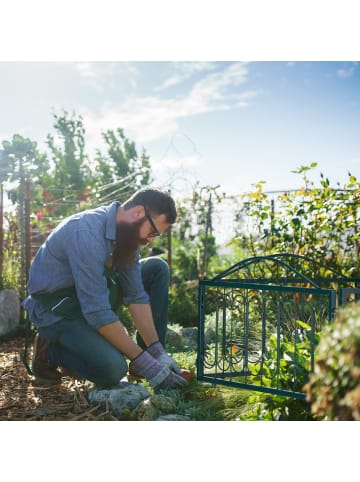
[22, 187, 187, 391]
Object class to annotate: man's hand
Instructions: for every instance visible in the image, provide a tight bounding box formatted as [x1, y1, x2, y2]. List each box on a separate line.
[129, 351, 188, 391]
[147, 341, 182, 375]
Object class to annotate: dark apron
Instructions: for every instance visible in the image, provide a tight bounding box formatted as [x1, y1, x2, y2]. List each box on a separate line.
[31, 266, 122, 319]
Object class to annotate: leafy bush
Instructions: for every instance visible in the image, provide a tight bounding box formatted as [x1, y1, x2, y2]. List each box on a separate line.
[222, 391, 312, 421]
[234, 165, 360, 277]
[0, 253, 20, 291]
[303, 301, 360, 420]
[169, 283, 198, 327]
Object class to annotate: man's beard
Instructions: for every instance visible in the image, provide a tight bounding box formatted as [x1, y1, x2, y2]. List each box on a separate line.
[112, 218, 146, 271]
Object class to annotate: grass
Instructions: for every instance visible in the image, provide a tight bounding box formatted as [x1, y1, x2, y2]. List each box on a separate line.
[165, 348, 313, 421]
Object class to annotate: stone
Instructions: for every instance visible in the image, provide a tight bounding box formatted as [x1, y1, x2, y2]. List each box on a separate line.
[0, 289, 20, 337]
[131, 394, 177, 421]
[150, 394, 176, 412]
[180, 327, 198, 349]
[156, 414, 191, 421]
[131, 397, 159, 421]
[166, 326, 184, 349]
[88, 381, 151, 419]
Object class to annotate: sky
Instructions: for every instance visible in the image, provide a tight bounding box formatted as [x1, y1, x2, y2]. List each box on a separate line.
[1, 60, 359, 201]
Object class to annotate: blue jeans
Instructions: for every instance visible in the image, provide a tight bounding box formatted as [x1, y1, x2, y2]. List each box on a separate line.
[39, 256, 170, 387]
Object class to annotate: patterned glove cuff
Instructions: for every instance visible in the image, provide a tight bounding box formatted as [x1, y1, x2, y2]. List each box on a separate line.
[129, 350, 170, 388]
[147, 341, 164, 358]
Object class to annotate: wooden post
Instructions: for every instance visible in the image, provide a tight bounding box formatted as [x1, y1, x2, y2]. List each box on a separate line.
[200, 192, 212, 279]
[24, 180, 31, 285]
[167, 189, 172, 285]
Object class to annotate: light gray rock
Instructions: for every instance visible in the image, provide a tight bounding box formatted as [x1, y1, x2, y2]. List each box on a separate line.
[131, 394, 177, 421]
[156, 414, 191, 421]
[88, 382, 151, 419]
[166, 326, 184, 349]
[180, 327, 198, 349]
[0, 289, 20, 336]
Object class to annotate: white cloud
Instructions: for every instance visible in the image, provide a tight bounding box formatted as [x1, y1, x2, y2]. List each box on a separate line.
[75, 62, 97, 78]
[337, 62, 358, 78]
[81, 97, 180, 150]
[186, 64, 258, 113]
[80, 62, 259, 151]
[74, 62, 139, 91]
[156, 61, 218, 90]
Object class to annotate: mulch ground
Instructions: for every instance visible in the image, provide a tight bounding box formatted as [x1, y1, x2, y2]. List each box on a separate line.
[0, 335, 118, 421]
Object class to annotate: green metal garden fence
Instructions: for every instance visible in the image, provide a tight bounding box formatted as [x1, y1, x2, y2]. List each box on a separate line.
[197, 254, 360, 399]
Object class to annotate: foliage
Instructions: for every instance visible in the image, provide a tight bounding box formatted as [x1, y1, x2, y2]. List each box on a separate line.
[47, 111, 89, 190]
[248, 320, 319, 392]
[167, 236, 199, 283]
[0, 251, 20, 291]
[166, 348, 312, 420]
[0, 135, 50, 295]
[235, 163, 360, 277]
[169, 283, 198, 327]
[222, 391, 312, 421]
[303, 300, 360, 420]
[0, 212, 18, 289]
[171, 183, 225, 281]
[0, 134, 49, 186]
[43, 111, 92, 221]
[94, 127, 152, 197]
[202, 304, 317, 420]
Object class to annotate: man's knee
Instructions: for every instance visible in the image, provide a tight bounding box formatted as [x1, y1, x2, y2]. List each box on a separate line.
[142, 256, 169, 280]
[93, 356, 128, 387]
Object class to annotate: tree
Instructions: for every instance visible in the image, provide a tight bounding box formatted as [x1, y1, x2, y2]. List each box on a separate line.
[93, 128, 152, 203]
[0, 134, 49, 296]
[0, 134, 49, 188]
[44, 110, 92, 220]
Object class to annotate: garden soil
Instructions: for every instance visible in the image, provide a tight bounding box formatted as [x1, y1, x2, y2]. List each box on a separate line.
[0, 335, 118, 421]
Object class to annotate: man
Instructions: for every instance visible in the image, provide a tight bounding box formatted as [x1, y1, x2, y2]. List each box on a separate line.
[22, 187, 188, 391]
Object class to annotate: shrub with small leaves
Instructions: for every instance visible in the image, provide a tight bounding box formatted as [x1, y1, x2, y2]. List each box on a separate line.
[303, 301, 360, 420]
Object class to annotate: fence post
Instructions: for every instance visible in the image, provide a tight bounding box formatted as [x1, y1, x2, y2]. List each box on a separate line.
[200, 192, 212, 279]
[167, 224, 172, 286]
[167, 189, 172, 285]
[24, 180, 31, 286]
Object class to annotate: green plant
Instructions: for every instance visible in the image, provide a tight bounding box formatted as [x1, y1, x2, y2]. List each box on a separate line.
[234, 165, 360, 277]
[222, 391, 312, 421]
[249, 320, 319, 393]
[303, 301, 360, 420]
[169, 283, 198, 327]
[166, 343, 313, 421]
[1, 251, 20, 290]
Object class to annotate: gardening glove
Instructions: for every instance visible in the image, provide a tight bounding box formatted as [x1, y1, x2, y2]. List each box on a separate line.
[147, 341, 182, 375]
[129, 350, 188, 391]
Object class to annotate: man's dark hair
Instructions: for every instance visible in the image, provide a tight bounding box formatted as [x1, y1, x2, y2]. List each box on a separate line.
[123, 187, 177, 223]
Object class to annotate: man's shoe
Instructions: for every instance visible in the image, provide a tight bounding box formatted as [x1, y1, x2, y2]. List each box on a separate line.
[32, 334, 61, 385]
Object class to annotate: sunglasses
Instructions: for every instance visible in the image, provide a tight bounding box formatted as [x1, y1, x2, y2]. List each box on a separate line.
[143, 206, 161, 237]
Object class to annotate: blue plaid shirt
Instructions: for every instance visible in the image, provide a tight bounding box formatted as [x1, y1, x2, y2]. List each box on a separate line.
[22, 201, 149, 329]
